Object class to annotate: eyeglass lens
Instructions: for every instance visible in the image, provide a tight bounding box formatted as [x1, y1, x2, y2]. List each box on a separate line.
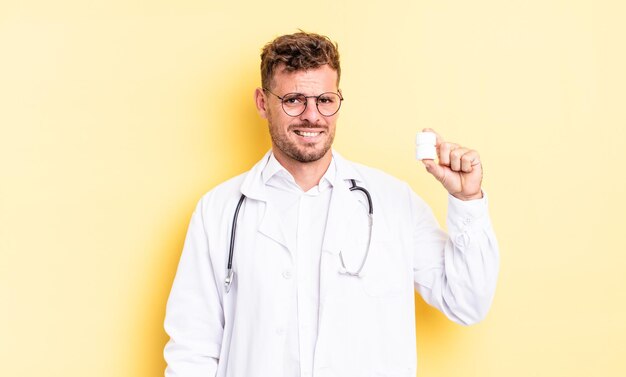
[281, 92, 342, 117]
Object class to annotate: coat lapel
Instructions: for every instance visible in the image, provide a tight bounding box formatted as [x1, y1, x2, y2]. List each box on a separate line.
[240, 151, 291, 253]
[321, 177, 363, 255]
[257, 202, 289, 252]
[322, 152, 368, 256]
[321, 152, 394, 271]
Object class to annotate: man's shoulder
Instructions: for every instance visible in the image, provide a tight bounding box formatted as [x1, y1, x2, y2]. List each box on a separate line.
[200, 172, 247, 203]
[339, 156, 410, 191]
[199, 152, 269, 205]
[187, 172, 247, 220]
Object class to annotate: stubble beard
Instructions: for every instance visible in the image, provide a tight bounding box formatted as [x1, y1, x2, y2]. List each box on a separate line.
[269, 122, 335, 163]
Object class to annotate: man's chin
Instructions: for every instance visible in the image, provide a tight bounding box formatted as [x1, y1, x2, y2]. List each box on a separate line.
[290, 147, 330, 163]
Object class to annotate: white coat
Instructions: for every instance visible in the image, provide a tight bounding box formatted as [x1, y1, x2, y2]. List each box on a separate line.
[164, 151, 499, 377]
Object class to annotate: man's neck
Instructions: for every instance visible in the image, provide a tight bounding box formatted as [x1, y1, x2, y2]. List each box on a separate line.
[272, 149, 332, 192]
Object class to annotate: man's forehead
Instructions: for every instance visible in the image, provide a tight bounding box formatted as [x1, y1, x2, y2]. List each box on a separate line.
[271, 64, 338, 88]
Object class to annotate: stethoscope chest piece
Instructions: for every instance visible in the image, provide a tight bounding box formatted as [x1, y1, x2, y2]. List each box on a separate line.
[224, 269, 235, 293]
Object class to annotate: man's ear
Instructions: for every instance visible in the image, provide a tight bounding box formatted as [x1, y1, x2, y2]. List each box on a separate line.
[254, 88, 268, 119]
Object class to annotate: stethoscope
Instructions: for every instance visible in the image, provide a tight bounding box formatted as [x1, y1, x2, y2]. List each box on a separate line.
[224, 179, 373, 293]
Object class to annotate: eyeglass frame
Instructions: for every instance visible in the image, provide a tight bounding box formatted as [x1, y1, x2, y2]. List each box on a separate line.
[262, 88, 344, 117]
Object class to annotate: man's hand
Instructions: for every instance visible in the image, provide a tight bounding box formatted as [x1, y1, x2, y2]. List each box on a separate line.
[420, 128, 483, 201]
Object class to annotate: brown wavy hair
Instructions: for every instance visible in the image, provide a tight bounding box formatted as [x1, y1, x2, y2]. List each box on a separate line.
[260, 31, 341, 90]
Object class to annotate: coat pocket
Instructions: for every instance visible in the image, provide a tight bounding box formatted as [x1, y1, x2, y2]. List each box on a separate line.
[360, 240, 408, 298]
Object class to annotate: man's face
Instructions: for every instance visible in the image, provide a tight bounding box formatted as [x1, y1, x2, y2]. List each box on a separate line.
[256, 64, 340, 165]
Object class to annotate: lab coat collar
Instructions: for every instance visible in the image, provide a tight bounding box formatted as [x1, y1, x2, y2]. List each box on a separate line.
[239, 151, 272, 202]
[238, 150, 376, 256]
[262, 152, 336, 194]
[332, 150, 365, 185]
[261, 152, 290, 185]
[239, 149, 363, 201]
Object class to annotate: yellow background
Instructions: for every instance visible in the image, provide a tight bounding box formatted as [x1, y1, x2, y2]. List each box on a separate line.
[1, 0, 625, 376]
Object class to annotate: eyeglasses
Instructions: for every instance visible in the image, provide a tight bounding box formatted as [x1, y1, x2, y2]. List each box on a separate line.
[263, 88, 343, 117]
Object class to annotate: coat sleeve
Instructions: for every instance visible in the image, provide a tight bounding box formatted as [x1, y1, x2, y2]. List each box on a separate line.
[164, 199, 224, 376]
[411, 190, 500, 325]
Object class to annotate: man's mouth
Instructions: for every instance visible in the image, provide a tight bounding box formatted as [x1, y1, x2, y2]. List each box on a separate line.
[294, 130, 322, 137]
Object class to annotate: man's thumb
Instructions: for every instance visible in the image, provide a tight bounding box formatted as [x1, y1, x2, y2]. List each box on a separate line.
[421, 159, 444, 182]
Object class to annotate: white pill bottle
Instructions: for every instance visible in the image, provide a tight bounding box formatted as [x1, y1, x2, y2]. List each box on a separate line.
[415, 131, 437, 160]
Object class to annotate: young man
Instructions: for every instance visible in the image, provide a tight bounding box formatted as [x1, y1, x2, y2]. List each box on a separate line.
[164, 32, 499, 377]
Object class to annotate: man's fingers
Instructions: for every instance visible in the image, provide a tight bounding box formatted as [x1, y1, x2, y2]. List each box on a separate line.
[450, 147, 470, 172]
[420, 130, 480, 173]
[438, 142, 459, 166]
[460, 150, 481, 173]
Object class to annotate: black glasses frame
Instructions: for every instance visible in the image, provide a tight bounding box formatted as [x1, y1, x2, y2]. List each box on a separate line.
[263, 88, 343, 117]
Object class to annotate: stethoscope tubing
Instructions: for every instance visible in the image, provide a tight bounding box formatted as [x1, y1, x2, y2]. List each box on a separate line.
[225, 194, 245, 292]
[224, 179, 372, 293]
[348, 179, 373, 215]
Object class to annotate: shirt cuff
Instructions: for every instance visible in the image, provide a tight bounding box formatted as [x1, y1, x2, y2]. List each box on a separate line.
[446, 191, 491, 232]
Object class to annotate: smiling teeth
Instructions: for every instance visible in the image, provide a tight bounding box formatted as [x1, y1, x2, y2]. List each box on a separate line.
[299, 131, 319, 137]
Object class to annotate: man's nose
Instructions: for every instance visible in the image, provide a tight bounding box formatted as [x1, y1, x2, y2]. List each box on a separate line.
[298, 98, 322, 124]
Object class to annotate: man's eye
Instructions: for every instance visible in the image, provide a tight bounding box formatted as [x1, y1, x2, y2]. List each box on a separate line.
[318, 96, 334, 104]
[283, 95, 304, 105]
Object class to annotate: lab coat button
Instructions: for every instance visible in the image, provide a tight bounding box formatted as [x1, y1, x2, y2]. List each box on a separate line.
[275, 328, 284, 335]
[282, 270, 292, 279]
[463, 217, 472, 225]
[455, 233, 469, 248]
